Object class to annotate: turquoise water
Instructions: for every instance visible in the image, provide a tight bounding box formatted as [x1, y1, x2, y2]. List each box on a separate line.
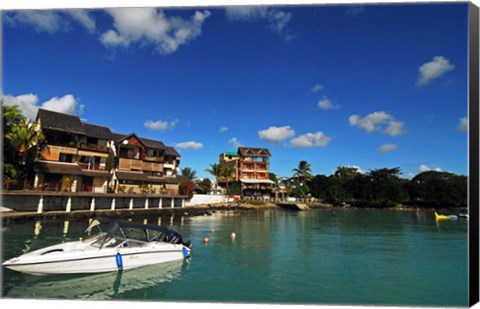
[1, 209, 468, 306]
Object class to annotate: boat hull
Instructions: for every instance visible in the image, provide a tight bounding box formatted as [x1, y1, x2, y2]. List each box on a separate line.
[3, 241, 190, 275]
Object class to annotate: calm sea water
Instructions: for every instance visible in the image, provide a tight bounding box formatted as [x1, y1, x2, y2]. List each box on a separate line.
[1, 209, 468, 306]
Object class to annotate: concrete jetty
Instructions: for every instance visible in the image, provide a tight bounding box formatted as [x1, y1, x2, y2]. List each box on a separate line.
[277, 203, 310, 211]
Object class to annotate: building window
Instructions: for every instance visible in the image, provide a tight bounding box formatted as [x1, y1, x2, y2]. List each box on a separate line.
[59, 153, 73, 163]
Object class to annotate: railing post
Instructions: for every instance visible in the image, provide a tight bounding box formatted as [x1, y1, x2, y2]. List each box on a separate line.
[66, 197, 72, 212]
[37, 196, 44, 213]
[111, 197, 116, 210]
[90, 197, 96, 211]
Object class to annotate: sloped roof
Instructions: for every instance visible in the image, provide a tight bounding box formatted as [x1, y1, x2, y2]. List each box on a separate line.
[81, 123, 113, 139]
[37, 109, 84, 135]
[36, 109, 179, 157]
[238, 147, 271, 157]
[140, 137, 166, 149]
[165, 146, 180, 157]
[37, 109, 114, 139]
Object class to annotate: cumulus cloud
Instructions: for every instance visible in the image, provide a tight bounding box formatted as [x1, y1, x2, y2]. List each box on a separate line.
[100, 8, 211, 54]
[458, 117, 468, 132]
[42, 95, 85, 115]
[219, 126, 229, 133]
[3, 93, 84, 119]
[290, 131, 331, 148]
[258, 125, 295, 143]
[378, 143, 398, 153]
[318, 97, 340, 110]
[419, 164, 442, 172]
[175, 141, 203, 150]
[4, 9, 95, 33]
[310, 84, 324, 93]
[349, 111, 406, 136]
[416, 56, 455, 87]
[225, 6, 293, 37]
[144, 119, 178, 131]
[228, 137, 243, 148]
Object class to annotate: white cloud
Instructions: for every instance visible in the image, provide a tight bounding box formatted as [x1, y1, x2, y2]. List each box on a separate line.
[258, 125, 295, 143]
[310, 84, 323, 93]
[219, 126, 229, 133]
[349, 111, 406, 136]
[378, 143, 398, 153]
[66, 10, 96, 32]
[225, 6, 292, 35]
[3, 93, 83, 119]
[101, 8, 211, 54]
[416, 56, 455, 87]
[4, 9, 95, 33]
[419, 164, 442, 172]
[458, 117, 468, 132]
[175, 141, 203, 150]
[144, 119, 178, 131]
[318, 97, 340, 110]
[3, 93, 40, 119]
[290, 131, 331, 148]
[228, 137, 243, 148]
[42, 94, 84, 115]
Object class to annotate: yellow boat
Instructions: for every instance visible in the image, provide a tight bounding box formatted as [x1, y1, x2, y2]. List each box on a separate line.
[435, 212, 458, 221]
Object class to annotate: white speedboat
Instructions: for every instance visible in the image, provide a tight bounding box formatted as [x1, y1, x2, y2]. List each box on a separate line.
[2, 219, 192, 275]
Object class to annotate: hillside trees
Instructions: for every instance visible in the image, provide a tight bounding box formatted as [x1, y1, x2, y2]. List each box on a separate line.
[406, 171, 467, 208]
[306, 166, 465, 208]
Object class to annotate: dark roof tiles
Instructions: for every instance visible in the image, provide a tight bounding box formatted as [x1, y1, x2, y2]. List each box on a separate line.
[36, 109, 179, 157]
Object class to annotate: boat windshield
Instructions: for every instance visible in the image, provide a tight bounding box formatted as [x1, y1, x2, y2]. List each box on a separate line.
[82, 232, 106, 243]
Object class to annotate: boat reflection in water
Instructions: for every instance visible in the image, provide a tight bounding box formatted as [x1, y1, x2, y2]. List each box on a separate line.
[5, 259, 188, 300]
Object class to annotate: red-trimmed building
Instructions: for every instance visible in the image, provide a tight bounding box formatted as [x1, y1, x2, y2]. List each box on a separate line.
[218, 147, 274, 198]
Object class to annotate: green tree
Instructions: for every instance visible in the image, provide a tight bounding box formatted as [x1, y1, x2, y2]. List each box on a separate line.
[196, 178, 212, 194]
[360, 167, 407, 208]
[406, 171, 467, 208]
[2, 102, 45, 189]
[292, 160, 313, 183]
[219, 165, 235, 195]
[181, 167, 197, 180]
[5, 118, 45, 166]
[204, 163, 223, 191]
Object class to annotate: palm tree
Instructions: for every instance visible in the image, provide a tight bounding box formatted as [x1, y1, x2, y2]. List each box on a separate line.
[181, 167, 197, 180]
[6, 118, 45, 166]
[292, 160, 313, 184]
[2, 102, 24, 133]
[219, 165, 235, 195]
[204, 163, 223, 192]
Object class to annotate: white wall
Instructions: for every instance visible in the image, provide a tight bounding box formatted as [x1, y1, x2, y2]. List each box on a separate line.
[185, 194, 229, 206]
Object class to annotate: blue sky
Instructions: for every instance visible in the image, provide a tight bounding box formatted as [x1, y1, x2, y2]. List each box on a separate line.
[2, 2, 470, 179]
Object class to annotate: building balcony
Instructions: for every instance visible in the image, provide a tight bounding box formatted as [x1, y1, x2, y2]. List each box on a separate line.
[78, 162, 106, 171]
[78, 142, 109, 153]
[119, 158, 143, 170]
[163, 162, 176, 169]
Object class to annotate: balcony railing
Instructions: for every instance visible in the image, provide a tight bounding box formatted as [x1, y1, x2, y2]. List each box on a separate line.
[78, 143, 109, 153]
[78, 162, 106, 171]
[119, 158, 143, 170]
